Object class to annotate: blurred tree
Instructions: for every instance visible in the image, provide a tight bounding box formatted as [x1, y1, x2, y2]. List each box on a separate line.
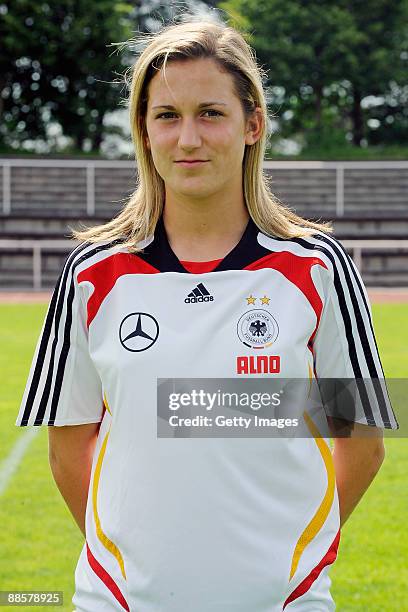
[0, 0, 135, 151]
[126, 0, 218, 32]
[0, 0, 218, 153]
[367, 86, 408, 146]
[218, 0, 408, 148]
[347, 0, 408, 147]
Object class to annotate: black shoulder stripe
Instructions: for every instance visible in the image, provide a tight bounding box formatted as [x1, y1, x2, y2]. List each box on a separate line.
[47, 239, 124, 425]
[314, 233, 385, 378]
[306, 234, 384, 378]
[21, 240, 122, 426]
[316, 234, 372, 319]
[292, 237, 367, 377]
[295, 236, 382, 377]
[20, 242, 91, 426]
[268, 234, 366, 374]
[292, 235, 391, 427]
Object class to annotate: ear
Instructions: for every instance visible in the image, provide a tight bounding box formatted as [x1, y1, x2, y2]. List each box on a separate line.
[245, 107, 263, 146]
[145, 136, 150, 150]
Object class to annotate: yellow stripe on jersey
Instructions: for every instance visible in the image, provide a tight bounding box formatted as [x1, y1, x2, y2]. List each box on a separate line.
[92, 396, 127, 580]
[307, 361, 313, 396]
[289, 411, 335, 580]
[103, 392, 112, 415]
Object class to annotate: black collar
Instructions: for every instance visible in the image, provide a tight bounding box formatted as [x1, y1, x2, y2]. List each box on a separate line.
[135, 213, 269, 273]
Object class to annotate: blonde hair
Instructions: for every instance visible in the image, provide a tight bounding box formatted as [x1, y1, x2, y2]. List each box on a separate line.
[72, 18, 331, 250]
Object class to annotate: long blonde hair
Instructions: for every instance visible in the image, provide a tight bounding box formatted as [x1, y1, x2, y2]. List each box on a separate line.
[72, 18, 331, 250]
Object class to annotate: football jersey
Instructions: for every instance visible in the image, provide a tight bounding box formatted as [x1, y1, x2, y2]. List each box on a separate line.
[16, 215, 398, 611]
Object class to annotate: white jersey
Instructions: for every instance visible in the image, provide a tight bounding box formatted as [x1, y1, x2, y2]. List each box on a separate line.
[16, 216, 398, 611]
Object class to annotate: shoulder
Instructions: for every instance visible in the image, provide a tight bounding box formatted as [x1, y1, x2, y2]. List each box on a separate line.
[49, 239, 130, 313]
[62, 238, 131, 283]
[256, 228, 354, 279]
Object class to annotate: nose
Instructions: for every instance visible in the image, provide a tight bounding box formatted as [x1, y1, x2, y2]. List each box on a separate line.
[177, 117, 202, 150]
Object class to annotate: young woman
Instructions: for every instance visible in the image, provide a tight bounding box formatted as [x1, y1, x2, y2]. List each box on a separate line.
[16, 18, 398, 612]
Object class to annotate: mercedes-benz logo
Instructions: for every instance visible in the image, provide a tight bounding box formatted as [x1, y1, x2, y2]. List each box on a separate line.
[119, 312, 159, 352]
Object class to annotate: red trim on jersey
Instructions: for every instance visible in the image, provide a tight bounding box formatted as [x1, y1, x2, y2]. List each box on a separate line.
[283, 529, 341, 609]
[244, 251, 327, 342]
[86, 542, 129, 611]
[180, 258, 223, 274]
[77, 253, 160, 327]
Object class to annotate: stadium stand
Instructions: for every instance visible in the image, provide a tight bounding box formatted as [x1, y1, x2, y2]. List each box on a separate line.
[0, 160, 407, 289]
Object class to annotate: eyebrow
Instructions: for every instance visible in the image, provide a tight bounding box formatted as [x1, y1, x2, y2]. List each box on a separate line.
[152, 102, 228, 110]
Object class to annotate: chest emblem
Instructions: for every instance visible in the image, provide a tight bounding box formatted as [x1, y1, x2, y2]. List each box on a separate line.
[237, 308, 279, 349]
[119, 312, 159, 352]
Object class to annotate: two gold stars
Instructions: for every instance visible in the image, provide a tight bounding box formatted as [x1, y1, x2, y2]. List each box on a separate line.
[246, 294, 270, 305]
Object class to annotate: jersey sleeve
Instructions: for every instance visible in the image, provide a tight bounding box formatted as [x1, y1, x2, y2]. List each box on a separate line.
[312, 241, 399, 430]
[15, 244, 104, 427]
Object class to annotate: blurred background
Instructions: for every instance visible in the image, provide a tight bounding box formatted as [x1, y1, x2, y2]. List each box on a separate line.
[0, 0, 407, 291]
[1, 0, 407, 158]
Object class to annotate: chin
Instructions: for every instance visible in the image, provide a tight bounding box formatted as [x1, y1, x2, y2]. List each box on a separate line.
[173, 181, 216, 198]
[180, 190, 216, 200]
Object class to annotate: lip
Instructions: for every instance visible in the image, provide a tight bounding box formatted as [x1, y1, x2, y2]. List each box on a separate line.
[175, 160, 209, 167]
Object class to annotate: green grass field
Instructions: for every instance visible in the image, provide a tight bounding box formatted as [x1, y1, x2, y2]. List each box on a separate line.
[0, 303, 407, 611]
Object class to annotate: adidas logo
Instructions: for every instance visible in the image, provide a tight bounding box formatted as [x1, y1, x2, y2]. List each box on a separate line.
[184, 283, 214, 304]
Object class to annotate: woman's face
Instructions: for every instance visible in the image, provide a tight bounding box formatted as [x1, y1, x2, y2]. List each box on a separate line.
[144, 57, 262, 201]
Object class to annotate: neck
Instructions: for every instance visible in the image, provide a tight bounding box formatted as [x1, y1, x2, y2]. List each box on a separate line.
[162, 191, 250, 262]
